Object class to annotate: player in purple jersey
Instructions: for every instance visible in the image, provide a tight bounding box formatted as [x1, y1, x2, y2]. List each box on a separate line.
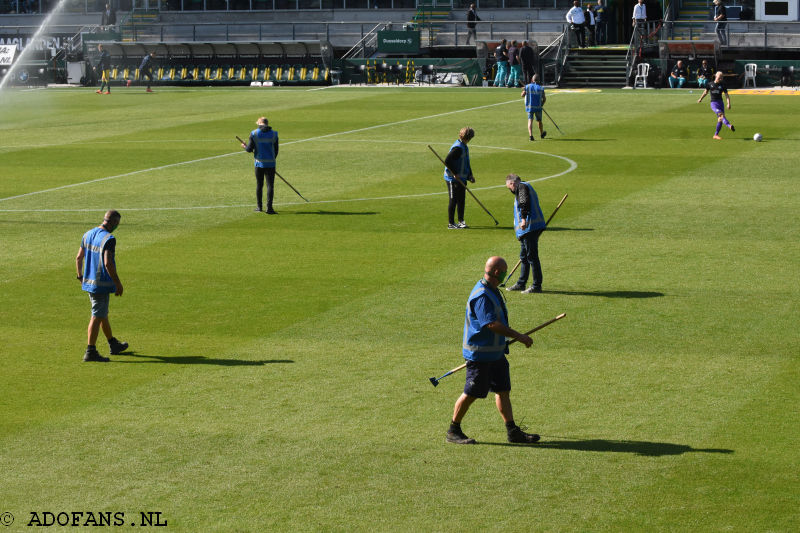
[697, 71, 735, 140]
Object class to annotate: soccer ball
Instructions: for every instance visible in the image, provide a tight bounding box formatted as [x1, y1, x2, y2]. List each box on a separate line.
[753, 133, 763, 142]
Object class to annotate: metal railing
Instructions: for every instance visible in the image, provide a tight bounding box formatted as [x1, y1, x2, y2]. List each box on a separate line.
[341, 21, 390, 58]
[116, 19, 567, 45]
[538, 25, 567, 86]
[660, 20, 800, 48]
[0, 1, 577, 15]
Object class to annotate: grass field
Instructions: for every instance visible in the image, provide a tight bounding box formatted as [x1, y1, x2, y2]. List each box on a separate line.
[0, 85, 798, 532]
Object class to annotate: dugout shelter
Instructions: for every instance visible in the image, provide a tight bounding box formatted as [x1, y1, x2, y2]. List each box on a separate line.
[81, 40, 333, 86]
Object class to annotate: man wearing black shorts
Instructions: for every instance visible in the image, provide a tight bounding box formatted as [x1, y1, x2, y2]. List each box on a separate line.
[446, 256, 541, 445]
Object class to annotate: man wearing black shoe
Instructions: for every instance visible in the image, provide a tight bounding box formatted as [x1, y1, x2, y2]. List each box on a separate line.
[521, 74, 546, 141]
[443, 126, 475, 229]
[504, 174, 546, 294]
[75, 210, 129, 362]
[242, 116, 279, 214]
[446, 256, 541, 445]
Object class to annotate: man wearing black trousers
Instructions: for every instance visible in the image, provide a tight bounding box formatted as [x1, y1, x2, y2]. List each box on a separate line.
[242, 117, 279, 214]
[443, 127, 475, 229]
[504, 174, 546, 293]
[139, 52, 155, 92]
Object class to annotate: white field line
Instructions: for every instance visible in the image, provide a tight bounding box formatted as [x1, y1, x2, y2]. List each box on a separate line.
[0, 98, 519, 204]
[0, 144, 577, 212]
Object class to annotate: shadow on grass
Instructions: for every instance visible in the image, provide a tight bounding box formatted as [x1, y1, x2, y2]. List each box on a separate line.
[467, 226, 594, 232]
[113, 351, 293, 366]
[544, 226, 594, 232]
[289, 210, 378, 216]
[480, 438, 734, 456]
[551, 138, 615, 142]
[543, 289, 664, 298]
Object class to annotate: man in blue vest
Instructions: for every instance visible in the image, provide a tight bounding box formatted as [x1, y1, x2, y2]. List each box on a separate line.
[75, 210, 128, 362]
[504, 174, 547, 293]
[242, 116, 279, 214]
[447, 256, 540, 445]
[521, 73, 547, 141]
[443, 126, 475, 229]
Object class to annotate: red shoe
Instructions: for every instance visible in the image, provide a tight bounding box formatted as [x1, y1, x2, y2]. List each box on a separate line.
[126, 79, 132, 87]
[95, 90, 102, 94]
[103, 91, 110, 94]
[146, 88, 153, 92]
[713, 135, 722, 140]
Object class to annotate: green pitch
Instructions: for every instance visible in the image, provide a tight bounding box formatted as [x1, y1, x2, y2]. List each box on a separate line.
[0, 86, 798, 531]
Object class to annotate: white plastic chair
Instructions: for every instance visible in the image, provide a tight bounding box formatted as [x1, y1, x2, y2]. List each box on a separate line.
[743, 63, 757, 88]
[634, 62, 650, 88]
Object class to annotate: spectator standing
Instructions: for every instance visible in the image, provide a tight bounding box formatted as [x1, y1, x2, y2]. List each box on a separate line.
[566, 0, 586, 48]
[493, 39, 509, 87]
[595, 0, 608, 44]
[519, 41, 536, 85]
[713, 0, 728, 46]
[669, 60, 687, 88]
[507, 40, 522, 87]
[633, 0, 647, 46]
[465, 3, 480, 45]
[101, 3, 116, 29]
[586, 4, 597, 46]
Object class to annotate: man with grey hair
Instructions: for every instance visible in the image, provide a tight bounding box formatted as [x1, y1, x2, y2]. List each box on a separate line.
[505, 175, 546, 293]
[76, 210, 128, 362]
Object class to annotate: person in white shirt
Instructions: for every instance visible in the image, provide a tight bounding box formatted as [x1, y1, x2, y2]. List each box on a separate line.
[632, 0, 647, 45]
[566, 0, 587, 48]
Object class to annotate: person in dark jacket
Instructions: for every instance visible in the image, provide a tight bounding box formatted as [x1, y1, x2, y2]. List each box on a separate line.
[139, 52, 155, 92]
[519, 41, 536, 85]
[94, 43, 111, 94]
[466, 3, 480, 45]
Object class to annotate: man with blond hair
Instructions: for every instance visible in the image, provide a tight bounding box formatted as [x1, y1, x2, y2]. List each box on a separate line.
[242, 117, 279, 213]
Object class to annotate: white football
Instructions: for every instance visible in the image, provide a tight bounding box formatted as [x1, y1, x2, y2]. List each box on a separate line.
[753, 133, 763, 142]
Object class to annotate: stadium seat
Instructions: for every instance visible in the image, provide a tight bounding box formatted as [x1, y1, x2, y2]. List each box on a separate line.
[634, 62, 650, 88]
[390, 64, 405, 85]
[743, 63, 757, 88]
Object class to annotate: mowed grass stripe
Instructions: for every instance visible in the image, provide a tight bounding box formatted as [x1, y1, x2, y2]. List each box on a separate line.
[0, 89, 798, 531]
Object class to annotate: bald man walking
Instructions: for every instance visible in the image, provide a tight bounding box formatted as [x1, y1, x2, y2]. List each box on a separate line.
[76, 210, 128, 362]
[446, 256, 541, 445]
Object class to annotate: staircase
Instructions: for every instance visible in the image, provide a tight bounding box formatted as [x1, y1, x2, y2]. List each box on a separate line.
[120, 9, 160, 42]
[411, 0, 452, 46]
[559, 48, 628, 88]
[672, 0, 710, 40]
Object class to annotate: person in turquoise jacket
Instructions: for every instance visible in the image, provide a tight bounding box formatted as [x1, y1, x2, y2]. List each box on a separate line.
[446, 256, 541, 445]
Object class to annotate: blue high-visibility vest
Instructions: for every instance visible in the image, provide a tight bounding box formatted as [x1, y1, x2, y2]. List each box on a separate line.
[514, 181, 546, 239]
[443, 140, 471, 182]
[462, 280, 509, 362]
[251, 128, 278, 168]
[524, 83, 545, 111]
[81, 227, 116, 294]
